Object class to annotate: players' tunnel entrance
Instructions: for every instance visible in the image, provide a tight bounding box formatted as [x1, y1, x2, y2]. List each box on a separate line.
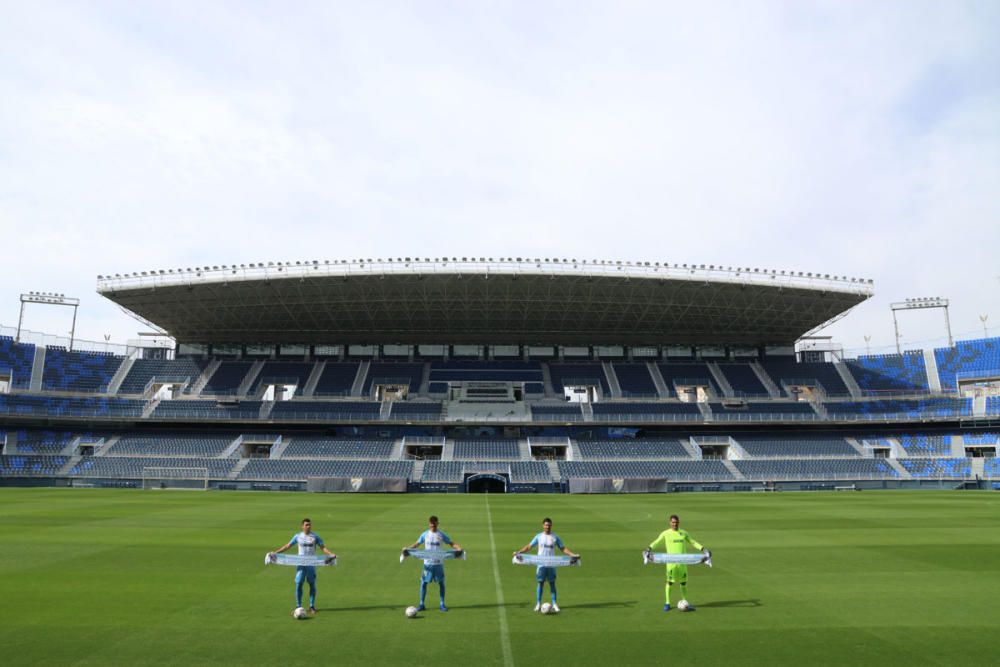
[465, 473, 508, 493]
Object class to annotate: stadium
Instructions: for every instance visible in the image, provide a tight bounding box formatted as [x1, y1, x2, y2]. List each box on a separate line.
[3, 257, 1000, 665]
[2, 258, 998, 493]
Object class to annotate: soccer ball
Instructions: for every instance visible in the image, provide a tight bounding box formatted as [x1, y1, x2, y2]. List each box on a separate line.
[405, 606, 419, 618]
[293, 607, 307, 619]
[540, 602, 553, 615]
[677, 600, 690, 611]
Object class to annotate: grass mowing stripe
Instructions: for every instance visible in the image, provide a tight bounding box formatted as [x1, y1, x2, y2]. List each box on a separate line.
[485, 494, 514, 667]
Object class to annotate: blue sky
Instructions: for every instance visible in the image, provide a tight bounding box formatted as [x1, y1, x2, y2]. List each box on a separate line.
[1, 1, 997, 354]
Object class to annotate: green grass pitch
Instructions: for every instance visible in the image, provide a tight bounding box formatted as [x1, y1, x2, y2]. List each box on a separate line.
[2, 488, 999, 666]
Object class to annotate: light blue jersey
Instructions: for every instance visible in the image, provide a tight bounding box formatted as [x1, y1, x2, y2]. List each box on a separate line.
[530, 532, 564, 582]
[290, 531, 325, 556]
[416, 530, 452, 565]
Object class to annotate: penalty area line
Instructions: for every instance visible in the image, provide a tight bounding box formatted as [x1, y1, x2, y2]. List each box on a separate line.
[485, 494, 514, 667]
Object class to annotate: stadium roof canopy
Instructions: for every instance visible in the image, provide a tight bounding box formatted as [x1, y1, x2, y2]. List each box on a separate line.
[97, 258, 874, 346]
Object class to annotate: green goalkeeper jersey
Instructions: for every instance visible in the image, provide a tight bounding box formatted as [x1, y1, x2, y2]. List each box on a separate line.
[649, 528, 703, 554]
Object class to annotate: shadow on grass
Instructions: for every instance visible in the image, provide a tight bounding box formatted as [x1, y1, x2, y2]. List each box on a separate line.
[562, 600, 638, 609]
[697, 599, 763, 608]
[318, 602, 533, 612]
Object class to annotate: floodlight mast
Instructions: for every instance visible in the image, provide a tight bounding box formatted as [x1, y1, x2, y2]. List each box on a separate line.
[17, 292, 81, 350]
[889, 297, 952, 354]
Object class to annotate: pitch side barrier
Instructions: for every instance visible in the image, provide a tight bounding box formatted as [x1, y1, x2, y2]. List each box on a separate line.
[306, 477, 407, 493]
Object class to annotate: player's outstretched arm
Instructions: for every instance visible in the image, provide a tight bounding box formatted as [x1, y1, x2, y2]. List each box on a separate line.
[448, 540, 462, 551]
[561, 546, 580, 558]
[513, 542, 533, 556]
[322, 545, 336, 557]
[273, 540, 294, 554]
[648, 533, 666, 552]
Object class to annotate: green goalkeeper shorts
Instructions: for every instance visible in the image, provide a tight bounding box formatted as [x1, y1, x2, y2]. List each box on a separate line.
[666, 563, 688, 583]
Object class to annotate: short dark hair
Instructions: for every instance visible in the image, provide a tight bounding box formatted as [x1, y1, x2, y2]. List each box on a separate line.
[429, 515, 439, 524]
[670, 514, 679, 522]
[302, 518, 312, 524]
[543, 517, 552, 524]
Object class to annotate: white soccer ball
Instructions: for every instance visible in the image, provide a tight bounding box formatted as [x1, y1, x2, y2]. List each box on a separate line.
[405, 606, 419, 618]
[293, 606, 307, 619]
[540, 602, 553, 615]
[677, 600, 690, 611]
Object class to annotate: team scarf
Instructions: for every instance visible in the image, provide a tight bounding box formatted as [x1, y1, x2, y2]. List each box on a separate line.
[264, 553, 337, 567]
[513, 554, 580, 567]
[400, 548, 466, 563]
[643, 550, 712, 567]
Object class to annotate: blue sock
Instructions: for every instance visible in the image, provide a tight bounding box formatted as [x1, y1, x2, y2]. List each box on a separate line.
[309, 585, 316, 608]
[439, 581, 446, 606]
[419, 582, 427, 607]
[536, 582, 543, 604]
[295, 580, 304, 608]
[550, 581, 557, 604]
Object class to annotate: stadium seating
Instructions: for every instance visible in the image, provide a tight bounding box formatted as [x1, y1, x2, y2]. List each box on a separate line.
[984, 459, 1000, 478]
[530, 404, 584, 421]
[421, 460, 551, 482]
[824, 398, 971, 419]
[735, 436, 859, 458]
[152, 400, 262, 420]
[717, 363, 767, 396]
[897, 435, 952, 456]
[14, 430, 76, 454]
[899, 458, 971, 478]
[612, 363, 658, 397]
[558, 460, 731, 480]
[961, 432, 998, 445]
[118, 358, 207, 394]
[41, 347, 123, 393]
[733, 459, 897, 479]
[591, 402, 701, 420]
[0, 455, 67, 476]
[0, 336, 36, 389]
[312, 362, 361, 396]
[69, 456, 235, 478]
[429, 361, 543, 382]
[709, 402, 817, 418]
[452, 439, 520, 459]
[388, 402, 443, 420]
[758, 358, 850, 396]
[363, 363, 424, 394]
[269, 401, 381, 420]
[0, 394, 143, 417]
[238, 459, 412, 480]
[280, 438, 396, 459]
[846, 352, 929, 392]
[657, 363, 719, 395]
[547, 363, 609, 393]
[107, 435, 234, 457]
[575, 439, 690, 459]
[202, 361, 254, 395]
[987, 396, 1000, 415]
[250, 361, 316, 396]
[934, 337, 1000, 392]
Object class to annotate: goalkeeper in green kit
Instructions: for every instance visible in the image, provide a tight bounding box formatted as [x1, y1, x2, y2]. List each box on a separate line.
[647, 514, 708, 612]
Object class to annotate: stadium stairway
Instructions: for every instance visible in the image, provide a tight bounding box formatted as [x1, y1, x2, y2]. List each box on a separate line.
[884, 458, 912, 479]
[268, 437, 292, 459]
[237, 361, 265, 398]
[218, 436, 245, 459]
[302, 361, 325, 397]
[602, 362, 623, 398]
[721, 459, 745, 480]
[412, 459, 425, 481]
[106, 355, 136, 395]
[419, 363, 432, 396]
[970, 458, 986, 478]
[259, 401, 275, 419]
[923, 349, 942, 393]
[518, 440, 531, 459]
[141, 397, 161, 418]
[647, 362, 671, 398]
[973, 394, 987, 417]
[379, 401, 392, 420]
[707, 363, 733, 397]
[833, 360, 863, 398]
[228, 459, 250, 479]
[540, 363, 557, 398]
[94, 435, 119, 456]
[29, 346, 45, 392]
[545, 459, 560, 482]
[697, 401, 712, 421]
[350, 361, 370, 397]
[950, 436, 967, 457]
[581, 401, 594, 421]
[750, 361, 782, 398]
[441, 440, 455, 461]
[57, 456, 81, 476]
[190, 359, 221, 397]
[2, 432, 16, 454]
[844, 437, 868, 457]
[679, 437, 702, 459]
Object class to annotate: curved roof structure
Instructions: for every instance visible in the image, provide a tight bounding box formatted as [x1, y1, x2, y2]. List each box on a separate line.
[97, 258, 873, 346]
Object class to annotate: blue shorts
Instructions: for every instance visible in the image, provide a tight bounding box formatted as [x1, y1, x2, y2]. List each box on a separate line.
[536, 566, 557, 583]
[421, 564, 445, 583]
[296, 566, 317, 585]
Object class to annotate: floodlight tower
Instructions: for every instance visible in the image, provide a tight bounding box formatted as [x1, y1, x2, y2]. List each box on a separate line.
[17, 292, 81, 350]
[889, 297, 952, 354]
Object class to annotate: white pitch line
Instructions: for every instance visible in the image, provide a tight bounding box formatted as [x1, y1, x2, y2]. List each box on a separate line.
[485, 494, 514, 667]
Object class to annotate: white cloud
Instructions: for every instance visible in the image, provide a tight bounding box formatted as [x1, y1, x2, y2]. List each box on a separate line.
[1, 1, 997, 353]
